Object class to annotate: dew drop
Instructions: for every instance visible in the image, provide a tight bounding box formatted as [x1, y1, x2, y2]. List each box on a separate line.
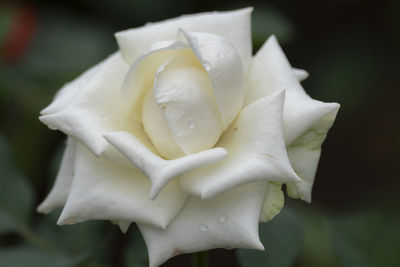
[203, 61, 211, 71]
[187, 119, 196, 129]
[218, 53, 224, 59]
[218, 215, 227, 223]
[199, 224, 208, 232]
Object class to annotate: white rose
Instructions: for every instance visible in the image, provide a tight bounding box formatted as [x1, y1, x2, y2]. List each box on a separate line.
[37, 8, 339, 267]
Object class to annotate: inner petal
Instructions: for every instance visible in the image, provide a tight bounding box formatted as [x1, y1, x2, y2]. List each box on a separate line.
[142, 88, 185, 159]
[142, 59, 224, 159]
[179, 30, 246, 129]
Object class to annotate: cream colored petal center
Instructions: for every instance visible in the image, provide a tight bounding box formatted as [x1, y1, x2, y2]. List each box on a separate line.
[142, 58, 224, 159]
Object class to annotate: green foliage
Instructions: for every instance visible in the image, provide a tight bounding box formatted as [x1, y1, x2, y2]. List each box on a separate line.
[0, 246, 83, 267]
[237, 207, 304, 267]
[124, 225, 149, 267]
[251, 4, 294, 50]
[0, 134, 34, 234]
[332, 210, 400, 267]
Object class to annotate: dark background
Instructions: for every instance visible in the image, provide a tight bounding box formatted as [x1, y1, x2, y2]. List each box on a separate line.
[1, 0, 399, 266]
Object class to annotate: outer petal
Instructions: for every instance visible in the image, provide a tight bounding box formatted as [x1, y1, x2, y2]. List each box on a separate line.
[39, 53, 144, 157]
[246, 36, 339, 202]
[118, 221, 132, 234]
[138, 182, 266, 267]
[180, 30, 245, 128]
[115, 8, 252, 70]
[40, 62, 105, 116]
[292, 68, 309, 82]
[286, 109, 339, 202]
[259, 182, 284, 222]
[180, 91, 300, 199]
[57, 143, 187, 229]
[37, 138, 75, 213]
[104, 131, 227, 199]
[111, 220, 132, 234]
[245, 35, 339, 145]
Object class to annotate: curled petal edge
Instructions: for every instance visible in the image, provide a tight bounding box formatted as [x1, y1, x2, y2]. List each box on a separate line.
[104, 131, 228, 199]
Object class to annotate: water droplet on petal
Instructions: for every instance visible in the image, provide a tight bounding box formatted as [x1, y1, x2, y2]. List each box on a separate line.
[187, 119, 196, 129]
[218, 53, 224, 59]
[219, 215, 227, 223]
[199, 224, 208, 232]
[203, 61, 211, 71]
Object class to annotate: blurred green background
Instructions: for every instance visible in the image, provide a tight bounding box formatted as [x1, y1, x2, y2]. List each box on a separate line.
[1, 0, 399, 266]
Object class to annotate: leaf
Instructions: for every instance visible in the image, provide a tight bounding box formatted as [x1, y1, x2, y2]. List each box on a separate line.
[36, 211, 111, 256]
[0, 246, 82, 267]
[19, 8, 116, 82]
[237, 207, 303, 267]
[124, 225, 148, 267]
[297, 209, 339, 267]
[0, 134, 35, 234]
[332, 210, 400, 267]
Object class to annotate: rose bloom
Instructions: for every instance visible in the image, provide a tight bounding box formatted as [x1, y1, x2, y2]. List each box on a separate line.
[37, 8, 339, 267]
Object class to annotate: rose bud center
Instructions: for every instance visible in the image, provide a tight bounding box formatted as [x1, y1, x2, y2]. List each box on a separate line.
[142, 63, 224, 159]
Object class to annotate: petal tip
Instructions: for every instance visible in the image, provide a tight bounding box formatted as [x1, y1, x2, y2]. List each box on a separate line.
[57, 208, 77, 226]
[267, 34, 278, 43]
[38, 114, 55, 128]
[149, 185, 161, 200]
[40, 106, 52, 116]
[118, 221, 131, 233]
[36, 203, 50, 214]
[57, 217, 77, 226]
[236, 6, 253, 15]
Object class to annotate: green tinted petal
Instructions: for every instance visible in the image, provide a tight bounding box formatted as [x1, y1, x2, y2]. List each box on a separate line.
[260, 182, 284, 222]
[286, 109, 339, 202]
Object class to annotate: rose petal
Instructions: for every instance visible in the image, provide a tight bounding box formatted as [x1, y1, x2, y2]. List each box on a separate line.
[122, 40, 194, 116]
[286, 109, 339, 202]
[142, 87, 186, 159]
[57, 143, 188, 229]
[103, 131, 227, 200]
[292, 67, 309, 81]
[40, 62, 105, 116]
[138, 182, 266, 267]
[259, 182, 284, 222]
[284, 99, 339, 145]
[37, 137, 75, 213]
[152, 59, 224, 155]
[111, 220, 132, 233]
[39, 53, 140, 157]
[180, 90, 300, 199]
[245, 35, 339, 202]
[118, 221, 132, 234]
[245, 35, 340, 145]
[180, 29, 245, 128]
[115, 8, 252, 70]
